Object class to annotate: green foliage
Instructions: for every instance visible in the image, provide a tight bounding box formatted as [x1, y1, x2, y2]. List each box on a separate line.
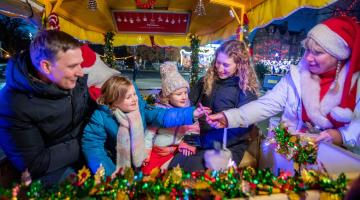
[103, 32, 115, 68]
[0, 14, 32, 55]
[189, 34, 200, 87]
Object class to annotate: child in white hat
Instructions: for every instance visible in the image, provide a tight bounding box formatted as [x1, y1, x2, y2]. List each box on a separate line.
[142, 62, 200, 174]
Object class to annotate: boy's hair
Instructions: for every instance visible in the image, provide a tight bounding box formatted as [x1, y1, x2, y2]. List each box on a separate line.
[97, 75, 133, 110]
[203, 40, 259, 96]
[30, 30, 82, 70]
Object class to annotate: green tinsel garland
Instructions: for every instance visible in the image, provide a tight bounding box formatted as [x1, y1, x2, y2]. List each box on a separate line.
[189, 34, 200, 87]
[269, 125, 318, 166]
[103, 31, 115, 68]
[1, 166, 348, 199]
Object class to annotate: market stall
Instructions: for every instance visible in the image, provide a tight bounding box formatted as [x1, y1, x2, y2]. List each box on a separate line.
[2, 1, 359, 199]
[1, 0, 338, 46]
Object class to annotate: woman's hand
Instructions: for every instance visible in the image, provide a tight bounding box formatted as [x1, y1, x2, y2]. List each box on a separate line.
[315, 129, 343, 146]
[206, 112, 228, 128]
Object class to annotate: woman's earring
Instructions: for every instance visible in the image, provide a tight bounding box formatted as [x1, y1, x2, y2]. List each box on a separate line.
[332, 60, 341, 92]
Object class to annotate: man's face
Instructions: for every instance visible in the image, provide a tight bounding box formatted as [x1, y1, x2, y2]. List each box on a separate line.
[46, 48, 84, 90]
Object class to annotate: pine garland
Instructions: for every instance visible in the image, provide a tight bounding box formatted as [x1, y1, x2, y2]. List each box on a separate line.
[189, 34, 201, 87]
[103, 32, 115, 68]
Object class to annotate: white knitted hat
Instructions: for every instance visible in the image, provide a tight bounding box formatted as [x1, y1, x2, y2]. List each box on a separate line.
[160, 61, 189, 97]
[307, 23, 350, 60]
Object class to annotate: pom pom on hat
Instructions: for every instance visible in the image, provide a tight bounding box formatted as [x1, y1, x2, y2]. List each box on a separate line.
[160, 61, 189, 97]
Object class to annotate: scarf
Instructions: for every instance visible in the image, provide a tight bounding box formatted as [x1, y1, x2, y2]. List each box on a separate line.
[302, 69, 336, 126]
[113, 108, 145, 171]
[300, 62, 358, 130]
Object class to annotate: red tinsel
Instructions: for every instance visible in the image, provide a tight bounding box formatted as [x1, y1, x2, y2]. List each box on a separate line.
[135, 0, 156, 9]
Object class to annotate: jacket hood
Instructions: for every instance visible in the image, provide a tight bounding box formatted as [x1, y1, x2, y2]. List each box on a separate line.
[6, 51, 70, 98]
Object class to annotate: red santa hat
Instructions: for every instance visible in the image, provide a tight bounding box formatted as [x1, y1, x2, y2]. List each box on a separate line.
[81, 44, 96, 68]
[307, 16, 360, 113]
[80, 44, 120, 100]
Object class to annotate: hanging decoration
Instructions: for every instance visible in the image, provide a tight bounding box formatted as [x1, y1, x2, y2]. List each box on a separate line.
[189, 34, 201, 86]
[47, 13, 60, 30]
[88, 0, 97, 10]
[0, 165, 348, 199]
[135, 0, 156, 9]
[103, 32, 116, 68]
[194, 0, 206, 16]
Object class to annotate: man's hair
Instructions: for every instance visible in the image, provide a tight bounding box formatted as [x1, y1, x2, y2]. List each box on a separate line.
[30, 30, 82, 69]
[97, 75, 133, 110]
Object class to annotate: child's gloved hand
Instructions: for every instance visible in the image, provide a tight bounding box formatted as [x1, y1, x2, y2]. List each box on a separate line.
[178, 141, 196, 156]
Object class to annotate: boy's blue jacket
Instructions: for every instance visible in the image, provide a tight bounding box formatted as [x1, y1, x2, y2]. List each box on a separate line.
[82, 85, 194, 176]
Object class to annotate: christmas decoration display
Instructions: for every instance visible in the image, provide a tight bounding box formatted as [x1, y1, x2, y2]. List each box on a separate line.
[103, 32, 115, 68]
[88, 0, 97, 10]
[194, 0, 206, 16]
[0, 165, 348, 199]
[47, 13, 60, 30]
[135, 0, 156, 9]
[267, 125, 317, 167]
[189, 34, 200, 86]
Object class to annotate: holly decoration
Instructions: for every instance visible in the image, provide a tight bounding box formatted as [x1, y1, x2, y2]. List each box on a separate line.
[103, 32, 115, 68]
[268, 125, 317, 167]
[135, 0, 156, 9]
[0, 165, 348, 199]
[189, 34, 201, 87]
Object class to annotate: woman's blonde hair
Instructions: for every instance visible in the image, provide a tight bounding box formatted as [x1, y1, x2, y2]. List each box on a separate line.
[97, 75, 133, 110]
[302, 37, 326, 53]
[203, 40, 259, 96]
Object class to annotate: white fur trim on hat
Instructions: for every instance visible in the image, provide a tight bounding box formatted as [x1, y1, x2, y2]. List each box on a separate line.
[160, 61, 189, 97]
[83, 54, 120, 88]
[308, 24, 351, 60]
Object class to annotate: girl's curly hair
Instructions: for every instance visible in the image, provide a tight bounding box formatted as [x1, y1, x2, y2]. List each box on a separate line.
[203, 40, 259, 96]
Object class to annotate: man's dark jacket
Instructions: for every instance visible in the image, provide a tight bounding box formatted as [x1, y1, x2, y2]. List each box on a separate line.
[0, 51, 93, 180]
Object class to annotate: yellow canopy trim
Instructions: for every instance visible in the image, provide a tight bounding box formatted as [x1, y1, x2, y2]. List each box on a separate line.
[247, 0, 338, 31]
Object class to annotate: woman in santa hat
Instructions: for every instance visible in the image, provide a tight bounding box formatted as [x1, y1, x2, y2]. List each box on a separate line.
[207, 16, 360, 155]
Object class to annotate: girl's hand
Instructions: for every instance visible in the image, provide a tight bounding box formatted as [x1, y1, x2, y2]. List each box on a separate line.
[178, 141, 196, 156]
[206, 112, 228, 128]
[193, 103, 212, 119]
[315, 129, 343, 146]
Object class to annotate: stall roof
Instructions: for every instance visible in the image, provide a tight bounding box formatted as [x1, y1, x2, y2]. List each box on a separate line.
[1, 0, 338, 46]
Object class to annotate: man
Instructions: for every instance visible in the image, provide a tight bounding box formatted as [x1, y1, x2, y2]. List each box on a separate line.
[0, 30, 94, 186]
[132, 56, 141, 81]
